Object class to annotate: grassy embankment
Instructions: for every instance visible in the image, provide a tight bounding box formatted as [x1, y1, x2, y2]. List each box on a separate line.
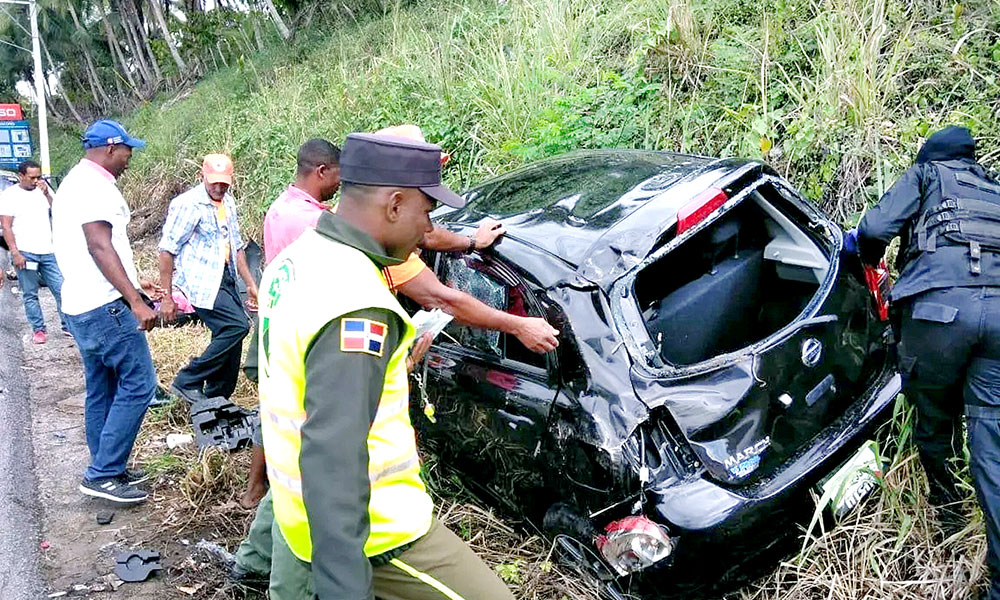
[50, 0, 1000, 597]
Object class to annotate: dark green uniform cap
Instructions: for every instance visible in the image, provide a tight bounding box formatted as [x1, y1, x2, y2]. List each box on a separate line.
[340, 133, 466, 208]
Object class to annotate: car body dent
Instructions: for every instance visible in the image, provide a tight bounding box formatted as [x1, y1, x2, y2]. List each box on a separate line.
[651, 371, 901, 532]
[421, 150, 900, 594]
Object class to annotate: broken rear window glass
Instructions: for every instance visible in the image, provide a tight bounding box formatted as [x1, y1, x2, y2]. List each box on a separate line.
[442, 256, 504, 357]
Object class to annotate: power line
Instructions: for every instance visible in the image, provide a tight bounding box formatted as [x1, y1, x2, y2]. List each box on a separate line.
[0, 3, 30, 36]
[0, 37, 29, 53]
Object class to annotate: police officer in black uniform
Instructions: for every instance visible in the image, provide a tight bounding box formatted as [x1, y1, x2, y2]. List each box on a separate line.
[857, 126, 1000, 599]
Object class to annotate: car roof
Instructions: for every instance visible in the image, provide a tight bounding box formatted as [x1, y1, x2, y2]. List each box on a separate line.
[439, 150, 753, 268]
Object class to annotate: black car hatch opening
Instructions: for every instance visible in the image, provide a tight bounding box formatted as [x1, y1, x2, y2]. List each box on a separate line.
[635, 182, 831, 367]
[626, 176, 893, 488]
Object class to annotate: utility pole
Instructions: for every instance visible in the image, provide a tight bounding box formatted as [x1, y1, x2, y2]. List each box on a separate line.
[28, 0, 49, 176]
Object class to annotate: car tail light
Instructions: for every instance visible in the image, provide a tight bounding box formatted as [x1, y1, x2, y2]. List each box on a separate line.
[863, 260, 891, 321]
[676, 187, 728, 234]
[595, 516, 673, 576]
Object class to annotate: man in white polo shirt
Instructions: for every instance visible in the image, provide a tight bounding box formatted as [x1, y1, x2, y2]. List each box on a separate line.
[53, 120, 157, 505]
[0, 159, 66, 343]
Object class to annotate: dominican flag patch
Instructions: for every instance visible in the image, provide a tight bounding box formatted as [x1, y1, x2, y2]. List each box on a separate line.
[340, 318, 388, 357]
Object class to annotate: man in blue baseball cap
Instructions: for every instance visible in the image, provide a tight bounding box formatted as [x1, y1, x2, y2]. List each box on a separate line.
[53, 119, 161, 505]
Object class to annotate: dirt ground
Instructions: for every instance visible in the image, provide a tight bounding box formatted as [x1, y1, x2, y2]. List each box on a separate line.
[15, 287, 248, 599]
[13, 283, 590, 600]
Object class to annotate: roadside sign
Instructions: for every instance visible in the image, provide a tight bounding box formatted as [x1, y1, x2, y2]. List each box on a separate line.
[0, 121, 33, 169]
[0, 104, 23, 121]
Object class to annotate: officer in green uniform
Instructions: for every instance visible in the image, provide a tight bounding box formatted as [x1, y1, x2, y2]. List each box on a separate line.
[257, 133, 516, 600]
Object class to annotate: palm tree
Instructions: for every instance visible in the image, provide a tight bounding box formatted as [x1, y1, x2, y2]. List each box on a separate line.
[259, 0, 290, 40]
[146, 0, 186, 73]
[59, 1, 113, 108]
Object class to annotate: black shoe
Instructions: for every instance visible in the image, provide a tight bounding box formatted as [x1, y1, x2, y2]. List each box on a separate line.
[119, 468, 149, 485]
[79, 477, 148, 504]
[170, 383, 208, 404]
[228, 561, 269, 588]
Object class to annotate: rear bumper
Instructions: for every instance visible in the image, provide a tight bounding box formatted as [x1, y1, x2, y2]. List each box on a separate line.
[640, 370, 901, 588]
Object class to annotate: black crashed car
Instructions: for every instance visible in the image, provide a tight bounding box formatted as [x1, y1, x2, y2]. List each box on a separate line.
[408, 150, 901, 598]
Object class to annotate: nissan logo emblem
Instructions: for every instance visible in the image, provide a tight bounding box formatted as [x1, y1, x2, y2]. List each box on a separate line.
[801, 338, 823, 367]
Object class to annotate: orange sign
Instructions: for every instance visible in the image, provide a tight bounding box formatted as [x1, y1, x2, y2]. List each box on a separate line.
[0, 104, 23, 120]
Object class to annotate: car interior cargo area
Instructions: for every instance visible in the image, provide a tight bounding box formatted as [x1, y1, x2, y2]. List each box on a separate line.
[636, 186, 830, 366]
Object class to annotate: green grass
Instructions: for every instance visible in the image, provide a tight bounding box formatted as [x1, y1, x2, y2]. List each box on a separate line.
[46, 0, 1000, 242]
[144, 450, 187, 477]
[41, 1, 1000, 596]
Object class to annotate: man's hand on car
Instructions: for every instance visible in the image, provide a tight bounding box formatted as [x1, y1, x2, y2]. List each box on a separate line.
[843, 228, 859, 255]
[11, 251, 25, 270]
[512, 317, 559, 353]
[474, 218, 506, 250]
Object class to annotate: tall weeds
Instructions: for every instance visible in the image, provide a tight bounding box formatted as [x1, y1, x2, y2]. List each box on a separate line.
[48, 0, 999, 237]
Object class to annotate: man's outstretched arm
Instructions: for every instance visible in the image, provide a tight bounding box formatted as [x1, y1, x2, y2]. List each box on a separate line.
[398, 268, 559, 353]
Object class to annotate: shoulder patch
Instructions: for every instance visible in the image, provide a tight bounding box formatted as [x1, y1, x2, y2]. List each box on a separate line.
[340, 318, 388, 357]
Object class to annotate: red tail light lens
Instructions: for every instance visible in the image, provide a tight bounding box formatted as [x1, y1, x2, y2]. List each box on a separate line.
[676, 187, 728, 234]
[863, 261, 891, 321]
[595, 515, 673, 576]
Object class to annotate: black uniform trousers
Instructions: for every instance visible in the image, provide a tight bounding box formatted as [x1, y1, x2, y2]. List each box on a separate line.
[898, 286, 1000, 599]
[174, 267, 250, 399]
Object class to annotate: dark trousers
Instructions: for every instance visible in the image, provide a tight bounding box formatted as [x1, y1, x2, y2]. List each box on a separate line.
[898, 286, 1000, 599]
[174, 268, 249, 399]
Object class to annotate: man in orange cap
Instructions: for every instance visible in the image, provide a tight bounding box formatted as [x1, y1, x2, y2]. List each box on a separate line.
[158, 153, 259, 403]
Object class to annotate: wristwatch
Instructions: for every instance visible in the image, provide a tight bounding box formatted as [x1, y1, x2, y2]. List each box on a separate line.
[465, 234, 477, 254]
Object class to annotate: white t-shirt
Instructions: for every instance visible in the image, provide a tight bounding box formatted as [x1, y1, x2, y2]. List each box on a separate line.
[0, 184, 54, 254]
[52, 160, 140, 316]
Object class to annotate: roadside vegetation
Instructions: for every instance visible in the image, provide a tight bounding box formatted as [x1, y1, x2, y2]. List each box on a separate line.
[39, 0, 1000, 597]
[42, 0, 1000, 238]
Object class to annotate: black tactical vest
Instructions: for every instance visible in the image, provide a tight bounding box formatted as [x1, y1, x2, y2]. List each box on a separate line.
[887, 161, 1000, 301]
[908, 162, 1000, 275]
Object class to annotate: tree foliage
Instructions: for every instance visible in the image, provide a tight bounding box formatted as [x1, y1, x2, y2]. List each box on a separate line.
[0, 0, 362, 123]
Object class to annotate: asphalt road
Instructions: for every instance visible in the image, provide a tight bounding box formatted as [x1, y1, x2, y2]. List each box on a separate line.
[0, 279, 45, 599]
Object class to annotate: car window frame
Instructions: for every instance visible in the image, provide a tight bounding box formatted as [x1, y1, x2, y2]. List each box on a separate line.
[429, 249, 556, 381]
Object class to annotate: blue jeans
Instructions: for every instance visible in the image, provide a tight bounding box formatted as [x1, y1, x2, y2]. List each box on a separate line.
[65, 298, 156, 481]
[16, 251, 65, 333]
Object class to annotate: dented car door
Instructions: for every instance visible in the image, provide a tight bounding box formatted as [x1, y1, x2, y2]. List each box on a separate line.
[414, 252, 559, 502]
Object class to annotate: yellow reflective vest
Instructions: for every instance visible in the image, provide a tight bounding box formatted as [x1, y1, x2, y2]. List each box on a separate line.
[258, 228, 433, 562]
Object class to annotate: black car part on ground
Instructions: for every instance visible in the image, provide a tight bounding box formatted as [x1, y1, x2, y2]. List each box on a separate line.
[414, 150, 898, 598]
[114, 550, 163, 583]
[189, 397, 259, 451]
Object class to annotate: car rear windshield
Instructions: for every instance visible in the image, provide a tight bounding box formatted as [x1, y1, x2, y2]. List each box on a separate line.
[462, 152, 692, 219]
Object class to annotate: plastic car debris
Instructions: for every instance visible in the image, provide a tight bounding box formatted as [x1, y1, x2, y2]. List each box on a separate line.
[190, 397, 259, 451]
[166, 433, 194, 449]
[96, 510, 114, 525]
[114, 550, 163, 582]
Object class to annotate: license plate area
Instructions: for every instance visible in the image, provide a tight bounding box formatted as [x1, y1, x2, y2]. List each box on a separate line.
[815, 440, 882, 519]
